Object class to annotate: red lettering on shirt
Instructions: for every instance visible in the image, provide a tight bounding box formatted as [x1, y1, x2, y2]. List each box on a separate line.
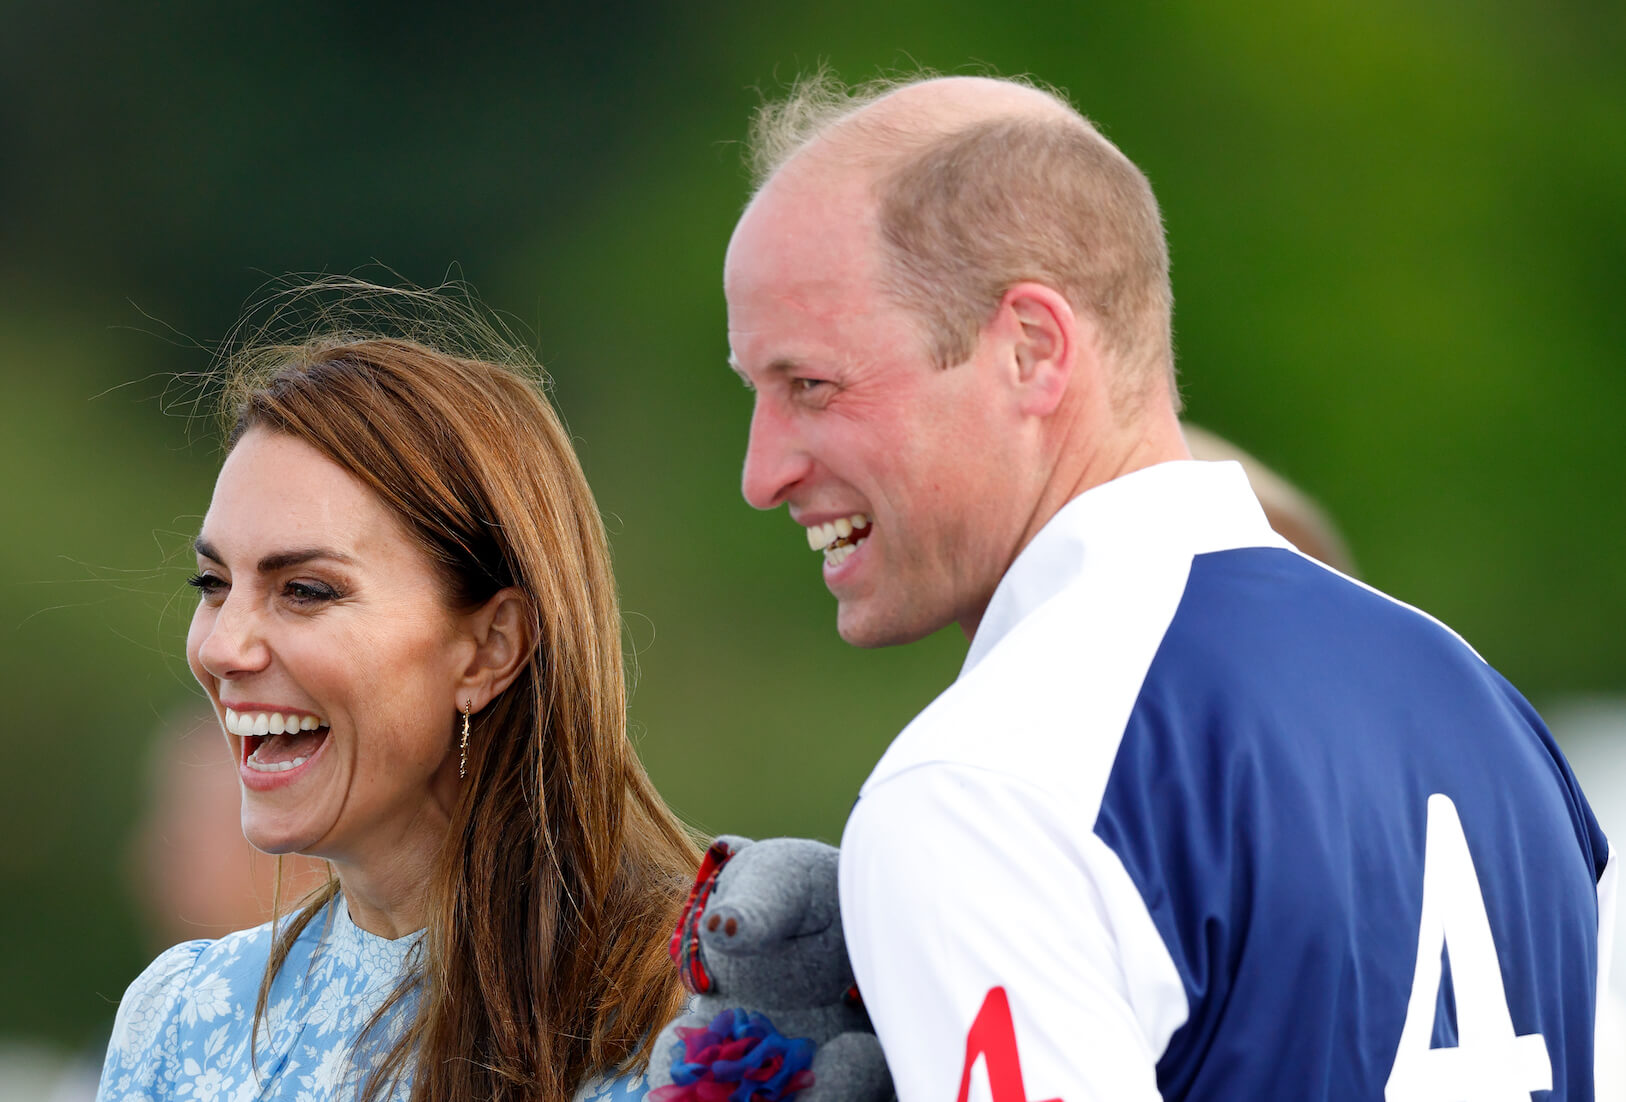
[955, 986, 1062, 1102]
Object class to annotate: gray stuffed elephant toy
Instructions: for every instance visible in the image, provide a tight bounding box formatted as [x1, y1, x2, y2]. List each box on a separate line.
[646, 836, 893, 1102]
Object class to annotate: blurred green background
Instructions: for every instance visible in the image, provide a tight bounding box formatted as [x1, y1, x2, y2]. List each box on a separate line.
[2, 0, 1622, 1060]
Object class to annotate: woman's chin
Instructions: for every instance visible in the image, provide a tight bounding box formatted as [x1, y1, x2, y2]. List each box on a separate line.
[241, 819, 330, 861]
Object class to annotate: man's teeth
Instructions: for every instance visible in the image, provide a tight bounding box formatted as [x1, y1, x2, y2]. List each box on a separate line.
[224, 708, 328, 738]
[825, 543, 859, 567]
[805, 514, 871, 553]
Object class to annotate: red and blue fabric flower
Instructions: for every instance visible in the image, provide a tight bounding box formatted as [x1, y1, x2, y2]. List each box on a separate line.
[649, 1009, 817, 1102]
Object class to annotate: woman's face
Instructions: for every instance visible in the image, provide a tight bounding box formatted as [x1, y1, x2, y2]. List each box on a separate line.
[186, 428, 473, 871]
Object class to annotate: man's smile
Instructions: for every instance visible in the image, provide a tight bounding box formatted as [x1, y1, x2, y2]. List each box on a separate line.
[805, 513, 872, 567]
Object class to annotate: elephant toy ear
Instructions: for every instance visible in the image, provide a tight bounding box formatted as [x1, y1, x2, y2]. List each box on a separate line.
[668, 836, 743, 994]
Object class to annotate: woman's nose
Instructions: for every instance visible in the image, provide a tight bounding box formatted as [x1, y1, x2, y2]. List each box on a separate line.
[194, 594, 271, 679]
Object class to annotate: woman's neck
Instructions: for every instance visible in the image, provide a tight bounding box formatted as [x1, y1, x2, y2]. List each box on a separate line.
[329, 833, 443, 940]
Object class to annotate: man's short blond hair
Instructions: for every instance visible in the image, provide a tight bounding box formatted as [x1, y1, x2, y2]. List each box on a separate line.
[747, 69, 1177, 405]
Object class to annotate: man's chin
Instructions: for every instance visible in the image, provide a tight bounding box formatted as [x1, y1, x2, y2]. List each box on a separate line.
[836, 600, 942, 649]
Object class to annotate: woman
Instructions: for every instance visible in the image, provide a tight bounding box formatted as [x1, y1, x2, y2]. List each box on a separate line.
[98, 295, 701, 1101]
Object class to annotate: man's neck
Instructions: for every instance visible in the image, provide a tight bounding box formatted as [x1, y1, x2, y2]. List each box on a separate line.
[956, 396, 1188, 642]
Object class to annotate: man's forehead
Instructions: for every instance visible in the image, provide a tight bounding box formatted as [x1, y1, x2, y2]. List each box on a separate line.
[737, 164, 870, 239]
[727, 169, 880, 297]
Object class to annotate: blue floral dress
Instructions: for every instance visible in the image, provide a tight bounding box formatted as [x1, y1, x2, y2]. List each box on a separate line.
[97, 894, 650, 1102]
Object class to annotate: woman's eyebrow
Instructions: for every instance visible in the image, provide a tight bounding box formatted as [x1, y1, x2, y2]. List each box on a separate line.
[193, 537, 354, 572]
[257, 548, 355, 572]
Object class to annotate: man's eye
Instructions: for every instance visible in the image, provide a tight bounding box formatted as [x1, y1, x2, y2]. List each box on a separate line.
[793, 378, 830, 393]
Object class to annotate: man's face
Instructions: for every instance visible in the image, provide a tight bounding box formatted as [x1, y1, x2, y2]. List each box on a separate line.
[725, 166, 1025, 647]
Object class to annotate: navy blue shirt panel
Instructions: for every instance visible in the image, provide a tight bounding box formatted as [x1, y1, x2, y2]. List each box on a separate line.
[1093, 548, 1603, 1101]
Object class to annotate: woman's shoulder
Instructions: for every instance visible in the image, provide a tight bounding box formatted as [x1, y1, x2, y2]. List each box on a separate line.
[574, 1066, 652, 1102]
[96, 927, 264, 1099]
[107, 924, 275, 1040]
[105, 938, 211, 1051]
[96, 914, 315, 1100]
[135, 919, 278, 995]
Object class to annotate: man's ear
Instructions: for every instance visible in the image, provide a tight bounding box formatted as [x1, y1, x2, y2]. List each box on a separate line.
[996, 281, 1080, 418]
[456, 587, 532, 710]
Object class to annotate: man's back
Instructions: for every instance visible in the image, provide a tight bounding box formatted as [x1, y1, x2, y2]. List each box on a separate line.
[842, 461, 1611, 1101]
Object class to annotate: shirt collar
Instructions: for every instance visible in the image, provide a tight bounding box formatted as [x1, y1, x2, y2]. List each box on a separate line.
[962, 460, 1288, 674]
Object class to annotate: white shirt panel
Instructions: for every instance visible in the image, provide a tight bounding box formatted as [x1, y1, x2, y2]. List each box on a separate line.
[845, 463, 1284, 1102]
[842, 764, 1184, 1102]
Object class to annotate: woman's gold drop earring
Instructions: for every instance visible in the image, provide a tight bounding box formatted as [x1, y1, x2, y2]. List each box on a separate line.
[459, 700, 472, 780]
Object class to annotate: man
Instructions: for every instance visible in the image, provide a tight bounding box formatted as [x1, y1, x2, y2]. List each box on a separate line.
[724, 71, 1616, 1101]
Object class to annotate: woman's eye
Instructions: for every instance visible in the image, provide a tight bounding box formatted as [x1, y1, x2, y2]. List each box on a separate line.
[284, 580, 340, 604]
[186, 571, 227, 598]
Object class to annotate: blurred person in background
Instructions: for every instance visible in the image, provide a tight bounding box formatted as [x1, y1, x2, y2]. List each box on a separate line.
[724, 71, 1615, 1100]
[97, 286, 700, 1102]
[1547, 701, 1626, 1095]
[1180, 424, 1355, 575]
[10, 708, 331, 1102]
[131, 703, 328, 946]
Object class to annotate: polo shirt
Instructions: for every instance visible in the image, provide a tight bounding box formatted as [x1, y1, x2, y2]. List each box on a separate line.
[841, 460, 1616, 1102]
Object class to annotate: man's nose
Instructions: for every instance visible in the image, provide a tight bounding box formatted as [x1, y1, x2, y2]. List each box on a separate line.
[196, 593, 271, 679]
[740, 399, 811, 511]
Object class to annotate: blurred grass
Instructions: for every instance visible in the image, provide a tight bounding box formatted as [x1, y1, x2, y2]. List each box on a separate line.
[0, 314, 215, 1037]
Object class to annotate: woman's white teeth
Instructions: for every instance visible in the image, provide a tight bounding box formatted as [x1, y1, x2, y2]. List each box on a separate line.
[224, 708, 328, 738]
[805, 514, 871, 552]
[826, 542, 859, 567]
[245, 753, 309, 773]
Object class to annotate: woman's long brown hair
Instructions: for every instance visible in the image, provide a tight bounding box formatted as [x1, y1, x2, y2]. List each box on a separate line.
[217, 292, 700, 1101]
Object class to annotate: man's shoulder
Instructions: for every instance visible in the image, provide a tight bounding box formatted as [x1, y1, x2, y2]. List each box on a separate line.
[862, 543, 1504, 811]
[1138, 546, 1501, 741]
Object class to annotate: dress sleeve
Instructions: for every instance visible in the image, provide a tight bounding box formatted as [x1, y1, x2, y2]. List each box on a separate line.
[96, 940, 209, 1102]
[840, 764, 1188, 1102]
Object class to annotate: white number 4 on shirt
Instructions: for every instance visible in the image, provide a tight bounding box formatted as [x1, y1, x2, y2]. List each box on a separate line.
[1385, 794, 1552, 1102]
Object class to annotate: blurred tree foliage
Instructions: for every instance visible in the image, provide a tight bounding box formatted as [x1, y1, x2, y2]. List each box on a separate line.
[0, 0, 1621, 1048]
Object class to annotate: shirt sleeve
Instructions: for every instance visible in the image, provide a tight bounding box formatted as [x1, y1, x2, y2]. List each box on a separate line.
[1599, 846, 1620, 1087]
[839, 763, 1188, 1102]
[96, 940, 208, 1102]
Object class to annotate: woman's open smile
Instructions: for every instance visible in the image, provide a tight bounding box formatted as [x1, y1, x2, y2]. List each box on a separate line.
[221, 703, 333, 785]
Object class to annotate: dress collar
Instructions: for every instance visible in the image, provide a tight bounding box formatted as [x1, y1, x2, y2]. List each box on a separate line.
[329, 892, 427, 965]
[963, 460, 1287, 674]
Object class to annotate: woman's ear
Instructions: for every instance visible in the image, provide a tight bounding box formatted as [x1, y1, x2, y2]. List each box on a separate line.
[457, 587, 532, 709]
